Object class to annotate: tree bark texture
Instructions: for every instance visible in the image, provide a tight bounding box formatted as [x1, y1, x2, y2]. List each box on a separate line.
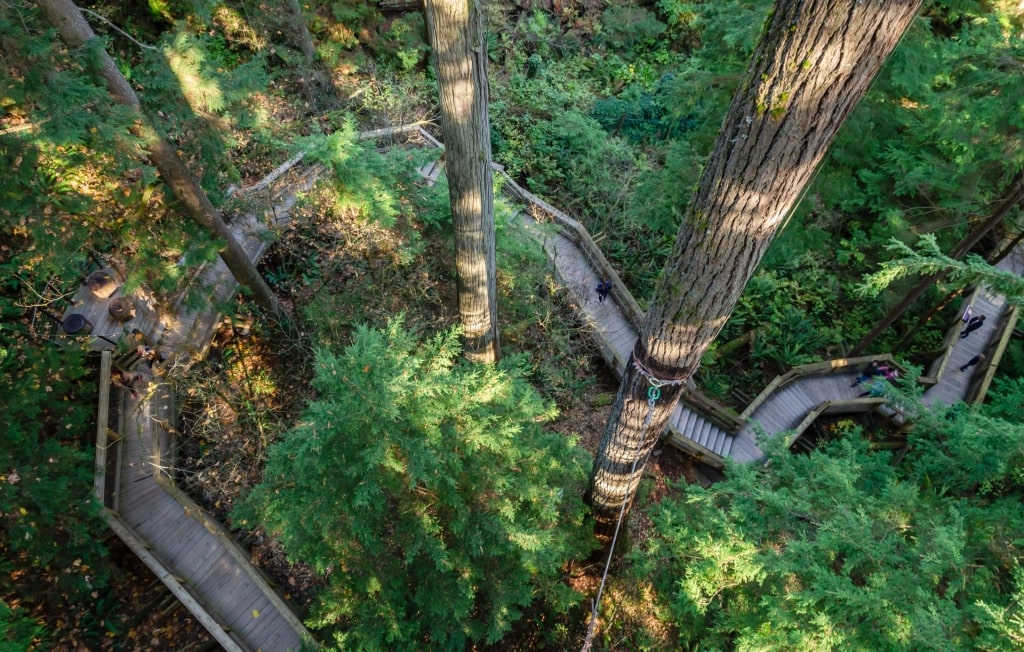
[424, 0, 500, 363]
[35, 0, 282, 318]
[587, 0, 924, 533]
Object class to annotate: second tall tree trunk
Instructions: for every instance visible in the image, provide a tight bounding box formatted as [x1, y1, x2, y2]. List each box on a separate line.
[424, 0, 500, 363]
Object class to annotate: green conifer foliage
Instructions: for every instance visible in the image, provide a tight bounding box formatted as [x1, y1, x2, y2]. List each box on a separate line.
[637, 403, 1024, 650]
[0, 338, 110, 643]
[234, 320, 593, 650]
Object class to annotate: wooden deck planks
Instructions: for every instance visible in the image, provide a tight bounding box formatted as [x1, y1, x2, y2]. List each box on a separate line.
[728, 433, 763, 464]
[124, 493, 185, 531]
[59, 268, 163, 353]
[90, 129, 1022, 652]
[117, 481, 165, 515]
[151, 511, 222, 557]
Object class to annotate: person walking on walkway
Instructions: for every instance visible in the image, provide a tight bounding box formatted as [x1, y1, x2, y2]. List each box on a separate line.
[960, 353, 986, 372]
[858, 367, 898, 397]
[961, 314, 986, 338]
[596, 279, 612, 303]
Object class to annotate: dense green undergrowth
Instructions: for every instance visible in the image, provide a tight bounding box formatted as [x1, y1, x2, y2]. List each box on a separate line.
[4, 0, 1024, 648]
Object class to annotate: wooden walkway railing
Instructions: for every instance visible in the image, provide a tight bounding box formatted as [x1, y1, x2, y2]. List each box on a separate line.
[82, 123, 1021, 648]
[380, 124, 1020, 467]
[93, 351, 310, 651]
[82, 164, 319, 650]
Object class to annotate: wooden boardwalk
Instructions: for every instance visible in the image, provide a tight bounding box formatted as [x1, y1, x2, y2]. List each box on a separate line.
[736, 247, 1023, 459]
[77, 124, 1021, 650]
[393, 125, 1023, 468]
[102, 371, 309, 652]
[80, 166, 318, 651]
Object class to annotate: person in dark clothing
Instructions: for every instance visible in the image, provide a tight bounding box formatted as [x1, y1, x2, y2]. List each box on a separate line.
[852, 360, 888, 386]
[960, 314, 986, 338]
[596, 279, 612, 303]
[960, 353, 985, 372]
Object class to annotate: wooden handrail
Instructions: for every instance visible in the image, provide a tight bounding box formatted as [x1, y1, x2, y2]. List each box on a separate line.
[153, 474, 312, 639]
[665, 431, 727, 470]
[94, 351, 112, 504]
[683, 387, 745, 432]
[494, 173, 647, 330]
[967, 304, 1020, 404]
[739, 354, 898, 420]
[103, 515, 248, 652]
[920, 291, 983, 384]
[782, 398, 887, 451]
[375, 125, 652, 331]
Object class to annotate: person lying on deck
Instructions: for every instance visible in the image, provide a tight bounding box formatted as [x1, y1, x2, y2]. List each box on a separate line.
[851, 360, 890, 386]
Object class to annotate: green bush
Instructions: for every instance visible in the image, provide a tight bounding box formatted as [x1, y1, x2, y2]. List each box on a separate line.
[376, 12, 429, 73]
[638, 412, 1024, 650]
[0, 331, 111, 644]
[234, 320, 594, 650]
[597, 6, 666, 54]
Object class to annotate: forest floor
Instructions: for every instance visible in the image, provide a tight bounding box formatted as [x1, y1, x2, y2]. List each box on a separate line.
[104, 173, 701, 649]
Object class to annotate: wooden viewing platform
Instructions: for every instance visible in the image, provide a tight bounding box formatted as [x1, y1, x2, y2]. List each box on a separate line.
[74, 123, 1020, 649]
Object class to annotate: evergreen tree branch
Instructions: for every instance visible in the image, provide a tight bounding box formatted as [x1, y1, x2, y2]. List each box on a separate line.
[858, 234, 1024, 306]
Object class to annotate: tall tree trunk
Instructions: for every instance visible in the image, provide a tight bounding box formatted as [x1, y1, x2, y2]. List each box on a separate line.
[851, 172, 1024, 355]
[36, 0, 282, 318]
[424, 0, 500, 363]
[284, 0, 316, 65]
[587, 0, 923, 534]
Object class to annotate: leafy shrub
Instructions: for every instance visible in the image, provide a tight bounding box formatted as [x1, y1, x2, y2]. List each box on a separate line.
[376, 12, 430, 73]
[298, 123, 418, 228]
[638, 421, 1024, 650]
[597, 6, 666, 54]
[590, 89, 666, 143]
[349, 69, 436, 128]
[0, 335, 111, 644]
[234, 321, 594, 650]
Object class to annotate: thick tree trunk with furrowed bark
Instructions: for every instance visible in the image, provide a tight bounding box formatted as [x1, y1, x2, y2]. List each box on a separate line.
[587, 0, 924, 535]
[424, 0, 500, 363]
[36, 0, 282, 319]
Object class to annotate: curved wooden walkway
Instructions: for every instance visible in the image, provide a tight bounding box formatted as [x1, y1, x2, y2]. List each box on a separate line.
[396, 125, 1022, 468]
[68, 124, 1021, 649]
[737, 250, 1022, 456]
[75, 166, 319, 651]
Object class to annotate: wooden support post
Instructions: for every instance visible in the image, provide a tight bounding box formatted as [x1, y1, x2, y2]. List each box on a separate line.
[94, 351, 112, 504]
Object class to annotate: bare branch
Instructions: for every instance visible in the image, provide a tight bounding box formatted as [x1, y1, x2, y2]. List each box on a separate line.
[79, 7, 157, 52]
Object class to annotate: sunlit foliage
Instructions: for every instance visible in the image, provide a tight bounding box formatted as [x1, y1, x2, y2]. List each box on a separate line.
[637, 400, 1024, 650]
[234, 320, 594, 650]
